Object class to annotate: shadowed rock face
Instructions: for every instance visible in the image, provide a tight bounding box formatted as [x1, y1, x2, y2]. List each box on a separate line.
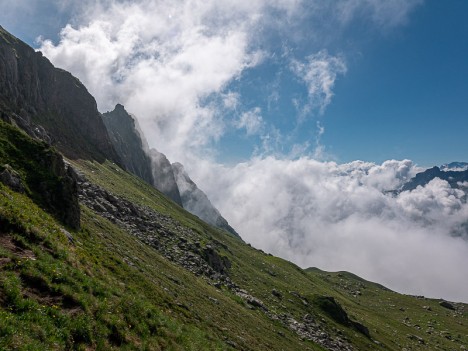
[0, 26, 119, 163]
[172, 162, 241, 239]
[149, 149, 183, 206]
[102, 104, 154, 185]
[101, 104, 182, 205]
[0, 120, 80, 229]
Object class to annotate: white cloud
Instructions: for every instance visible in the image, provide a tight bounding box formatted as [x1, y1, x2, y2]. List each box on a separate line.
[235, 107, 264, 136]
[192, 158, 468, 302]
[335, 0, 424, 28]
[291, 50, 347, 115]
[37, 0, 422, 160]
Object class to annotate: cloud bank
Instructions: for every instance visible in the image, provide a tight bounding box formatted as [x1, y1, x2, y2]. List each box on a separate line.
[194, 158, 468, 302]
[33, 0, 468, 303]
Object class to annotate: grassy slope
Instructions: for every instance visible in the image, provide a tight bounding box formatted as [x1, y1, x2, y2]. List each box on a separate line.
[0, 122, 466, 350]
[305, 269, 468, 350]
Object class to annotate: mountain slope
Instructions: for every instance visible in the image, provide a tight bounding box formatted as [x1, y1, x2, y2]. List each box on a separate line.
[101, 103, 239, 234]
[1, 25, 467, 351]
[1, 119, 467, 350]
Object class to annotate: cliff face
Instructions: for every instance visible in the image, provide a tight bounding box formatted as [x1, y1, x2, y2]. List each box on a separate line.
[149, 149, 183, 206]
[172, 162, 241, 239]
[0, 26, 119, 163]
[0, 120, 80, 229]
[102, 104, 154, 185]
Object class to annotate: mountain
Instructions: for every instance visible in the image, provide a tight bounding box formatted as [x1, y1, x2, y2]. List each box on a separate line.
[172, 162, 241, 238]
[1, 25, 467, 351]
[0, 25, 119, 163]
[148, 148, 183, 206]
[102, 104, 154, 185]
[401, 166, 468, 192]
[441, 161, 468, 172]
[101, 103, 238, 234]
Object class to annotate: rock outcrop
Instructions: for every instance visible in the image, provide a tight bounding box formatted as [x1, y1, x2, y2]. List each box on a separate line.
[0, 25, 119, 163]
[102, 104, 154, 185]
[172, 162, 240, 238]
[0, 120, 80, 229]
[149, 149, 182, 206]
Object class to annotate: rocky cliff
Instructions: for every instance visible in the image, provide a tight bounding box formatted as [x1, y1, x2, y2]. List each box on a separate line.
[0, 119, 80, 229]
[0, 25, 118, 163]
[172, 162, 240, 238]
[102, 104, 154, 185]
[149, 149, 183, 206]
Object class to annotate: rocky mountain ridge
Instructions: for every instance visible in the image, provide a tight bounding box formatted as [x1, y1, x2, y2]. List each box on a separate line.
[0, 25, 119, 163]
[102, 103, 240, 238]
[401, 165, 468, 192]
[0, 25, 238, 239]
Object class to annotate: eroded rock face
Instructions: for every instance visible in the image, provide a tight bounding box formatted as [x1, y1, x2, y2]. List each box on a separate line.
[0, 26, 119, 163]
[172, 162, 241, 239]
[38, 156, 80, 230]
[0, 165, 25, 193]
[149, 149, 182, 206]
[102, 104, 154, 185]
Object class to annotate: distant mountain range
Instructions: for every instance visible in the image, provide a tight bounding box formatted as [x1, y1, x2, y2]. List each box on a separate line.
[441, 162, 468, 172]
[401, 163, 468, 192]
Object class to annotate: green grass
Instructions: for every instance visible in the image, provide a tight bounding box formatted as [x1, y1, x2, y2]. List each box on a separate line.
[1, 121, 466, 350]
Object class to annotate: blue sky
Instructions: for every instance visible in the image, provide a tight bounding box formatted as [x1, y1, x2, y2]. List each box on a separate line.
[1, 0, 466, 167]
[323, 1, 468, 166]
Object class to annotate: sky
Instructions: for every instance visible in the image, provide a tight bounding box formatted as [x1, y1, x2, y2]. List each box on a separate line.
[1, 0, 468, 302]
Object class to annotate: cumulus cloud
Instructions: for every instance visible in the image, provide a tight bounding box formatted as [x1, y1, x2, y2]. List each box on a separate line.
[193, 158, 468, 302]
[39, 0, 269, 159]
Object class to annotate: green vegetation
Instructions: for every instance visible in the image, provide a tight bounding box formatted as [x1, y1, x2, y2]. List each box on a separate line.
[1, 121, 467, 350]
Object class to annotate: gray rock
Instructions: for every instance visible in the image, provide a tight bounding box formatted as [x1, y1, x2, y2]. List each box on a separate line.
[172, 162, 241, 239]
[439, 300, 455, 310]
[102, 104, 154, 185]
[149, 149, 182, 205]
[0, 165, 25, 193]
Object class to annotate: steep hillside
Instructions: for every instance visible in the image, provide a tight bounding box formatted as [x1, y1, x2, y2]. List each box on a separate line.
[101, 103, 238, 235]
[2, 121, 467, 350]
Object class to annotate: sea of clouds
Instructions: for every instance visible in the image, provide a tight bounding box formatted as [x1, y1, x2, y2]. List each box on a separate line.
[29, 0, 468, 302]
